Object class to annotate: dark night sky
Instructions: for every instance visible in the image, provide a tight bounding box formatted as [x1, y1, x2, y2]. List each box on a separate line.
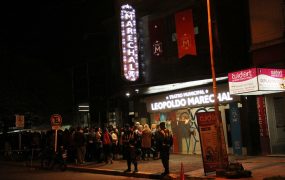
[0, 0, 115, 122]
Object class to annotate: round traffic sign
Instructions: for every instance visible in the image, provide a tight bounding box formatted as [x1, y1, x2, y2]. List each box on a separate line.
[50, 114, 62, 126]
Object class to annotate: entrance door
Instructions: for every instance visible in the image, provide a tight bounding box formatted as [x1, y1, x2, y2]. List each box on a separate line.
[266, 93, 285, 154]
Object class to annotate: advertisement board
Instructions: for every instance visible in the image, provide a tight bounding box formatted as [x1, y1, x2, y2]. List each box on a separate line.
[228, 68, 258, 95]
[196, 112, 228, 174]
[228, 68, 285, 95]
[229, 103, 242, 156]
[257, 68, 285, 90]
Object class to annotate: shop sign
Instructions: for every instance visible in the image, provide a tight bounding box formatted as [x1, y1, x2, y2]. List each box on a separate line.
[120, 4, 139, 81]
[258, 68, 285, 90]
[228, 68, 258, 94]
[146, 84, 236, 112]
[228, 68, 285, 95]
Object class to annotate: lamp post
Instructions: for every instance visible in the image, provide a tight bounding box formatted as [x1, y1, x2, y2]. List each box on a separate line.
[206, 0, 227, 171]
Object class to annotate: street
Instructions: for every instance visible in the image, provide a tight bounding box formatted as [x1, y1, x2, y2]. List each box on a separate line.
[0, 163, 154, 180]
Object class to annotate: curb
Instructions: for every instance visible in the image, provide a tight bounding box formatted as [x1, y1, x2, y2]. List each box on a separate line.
[0, 161, 215, 179]
[67, 165, 163, 179]
[66, 165, 215, 180]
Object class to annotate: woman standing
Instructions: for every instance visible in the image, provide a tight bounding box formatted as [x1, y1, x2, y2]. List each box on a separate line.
[141, 124, 152, 160]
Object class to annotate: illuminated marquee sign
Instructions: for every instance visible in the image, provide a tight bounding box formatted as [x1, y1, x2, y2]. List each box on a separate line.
[120, 4, 139, 81]
[146, 85, 237, 112]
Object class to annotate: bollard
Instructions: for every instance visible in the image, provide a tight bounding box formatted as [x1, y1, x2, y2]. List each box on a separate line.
[180, 162, 185, 180]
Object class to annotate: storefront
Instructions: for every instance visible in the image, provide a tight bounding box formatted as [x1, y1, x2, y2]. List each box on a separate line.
[143, 83, 242, 155]
[228, 68, 285, 155]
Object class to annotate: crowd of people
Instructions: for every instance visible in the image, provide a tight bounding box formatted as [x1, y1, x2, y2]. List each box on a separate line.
[55, 122, 158, 165]
[1, 121, 173, 176]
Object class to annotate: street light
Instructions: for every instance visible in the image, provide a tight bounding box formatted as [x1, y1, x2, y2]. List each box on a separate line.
[206, 0, 228, 171]
[125, 92, 130, 97]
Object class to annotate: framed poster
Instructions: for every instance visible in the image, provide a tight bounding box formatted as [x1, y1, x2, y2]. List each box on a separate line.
[197, 111, 228, 174]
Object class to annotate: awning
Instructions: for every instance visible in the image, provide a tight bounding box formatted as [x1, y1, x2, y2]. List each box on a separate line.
[228, 68, 285, 95]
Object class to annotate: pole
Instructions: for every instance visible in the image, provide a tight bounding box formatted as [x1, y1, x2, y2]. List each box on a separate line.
[19, 132, 22, 151]
[54, 129, 58, 152]
[86, 62, 91, 128]
[206, 0, 226, 170]
[71, 67, 77, 127]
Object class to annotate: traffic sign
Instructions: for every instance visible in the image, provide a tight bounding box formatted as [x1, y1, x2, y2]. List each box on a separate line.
[15, 115, 25, 128]
[50, 114, 62, 130]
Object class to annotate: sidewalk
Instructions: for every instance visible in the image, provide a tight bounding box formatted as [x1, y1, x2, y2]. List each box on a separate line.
[66, 154, 285, 179]
[2, 154, 285, 179]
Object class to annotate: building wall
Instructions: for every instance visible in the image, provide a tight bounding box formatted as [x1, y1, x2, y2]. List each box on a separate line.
[248, 0, 285, 155]
[249, 0, 284, 44]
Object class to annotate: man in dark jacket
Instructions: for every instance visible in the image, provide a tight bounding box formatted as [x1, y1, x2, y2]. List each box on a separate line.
[122, 124, 140, 173]
[157, 122, 173, 176]
[73, 127, 86, 164]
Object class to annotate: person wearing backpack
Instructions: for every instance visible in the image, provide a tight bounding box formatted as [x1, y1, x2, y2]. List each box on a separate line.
[157, 122, 173, 176]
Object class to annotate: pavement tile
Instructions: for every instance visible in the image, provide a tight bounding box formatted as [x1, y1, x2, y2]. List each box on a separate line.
[67, 154, 285, 179]
[1, 154, 285, 179]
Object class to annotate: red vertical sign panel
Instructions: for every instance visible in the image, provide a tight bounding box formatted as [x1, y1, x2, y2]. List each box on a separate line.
[175, 9, 197, 58]
[256, 96, 271, 155]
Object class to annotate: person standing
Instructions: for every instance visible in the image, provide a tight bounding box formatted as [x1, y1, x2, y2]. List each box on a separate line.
[141, 124, 152, 160]
[102, 127, 113, 164]
[86, 128, 95, 162]
[122, 124, 139, 173]
[73, 127, 86, 164]
[111, 128, 119, 160]
[94, 127, 103, 163]
[157, 122, 173, 176]
[151, 124, 160, 160]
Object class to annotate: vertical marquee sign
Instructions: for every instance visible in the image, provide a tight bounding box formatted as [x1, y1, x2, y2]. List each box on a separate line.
[256, 96, 271, 155]
[120, 4, 139, 81]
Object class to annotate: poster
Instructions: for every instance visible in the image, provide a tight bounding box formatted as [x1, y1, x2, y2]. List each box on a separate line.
[197, 111, 228, 174]
[229, 103, 242, 155]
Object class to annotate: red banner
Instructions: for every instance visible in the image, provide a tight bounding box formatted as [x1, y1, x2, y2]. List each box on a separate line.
[175, 9, 197, 58]
[149, 18, 165, 58]
[256, 96, 271, 155]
